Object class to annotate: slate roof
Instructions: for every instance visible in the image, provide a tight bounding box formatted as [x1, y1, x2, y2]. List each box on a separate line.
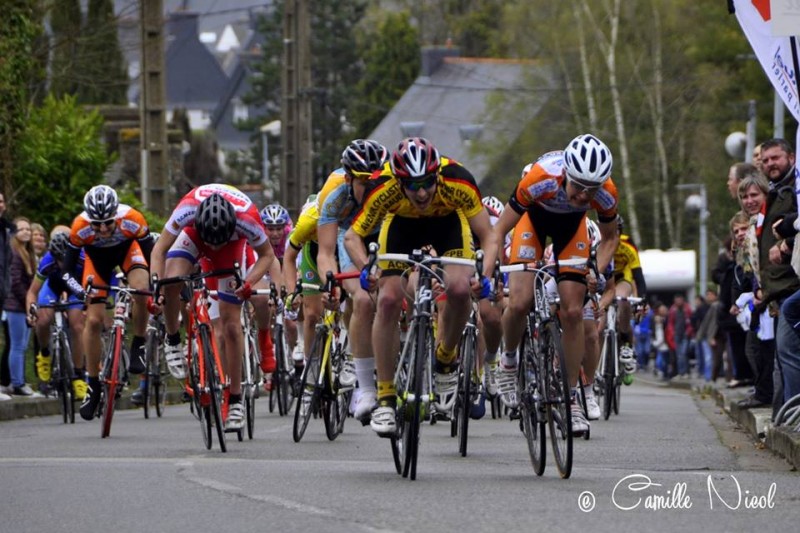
[368, 48, 553, 184]
[165, 11, 229, 111]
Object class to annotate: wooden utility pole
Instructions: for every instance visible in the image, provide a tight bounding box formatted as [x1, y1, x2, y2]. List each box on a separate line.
[281, 0, 312, 218]
[140, 0, 169, 216]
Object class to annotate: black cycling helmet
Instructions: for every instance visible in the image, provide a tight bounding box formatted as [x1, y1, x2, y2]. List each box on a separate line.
[83, 185, 119, 221]
[341, 139, 389, 177]
[195, 193, 236, 245]
[48, 232, 71, 261]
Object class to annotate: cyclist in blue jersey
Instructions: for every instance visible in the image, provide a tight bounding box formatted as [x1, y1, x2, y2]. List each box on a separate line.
[25, 231, 88, 399]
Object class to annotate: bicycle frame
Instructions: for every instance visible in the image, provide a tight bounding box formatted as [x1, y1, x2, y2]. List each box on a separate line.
[87, 278, 151, 438]
[370, 246, 481, 480]
[37, 300, 76, 424]
[293, 271, 357, 443]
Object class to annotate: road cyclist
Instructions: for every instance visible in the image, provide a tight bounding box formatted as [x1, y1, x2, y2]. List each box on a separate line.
[25, 231, 88, 400]
[484, 134, 620, 439]
[344, 136, 496, 437]
[149, 185, 275, 432]
[62, 185, 155, 422]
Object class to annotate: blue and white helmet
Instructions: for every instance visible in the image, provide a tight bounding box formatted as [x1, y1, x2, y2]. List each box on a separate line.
[260, 204, 291, 226]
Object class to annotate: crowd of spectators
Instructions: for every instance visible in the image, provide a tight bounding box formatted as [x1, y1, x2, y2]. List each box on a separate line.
[633, 138, 798, 420]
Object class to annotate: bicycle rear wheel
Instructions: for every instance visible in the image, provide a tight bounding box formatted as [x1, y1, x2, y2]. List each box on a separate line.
[276, 327, 294, 416]
[519, 328, 545, 475]
[543, 321, 572, 479]
[143, 325, 157, 419]
[293, 329, 324, 442]
[602, 332, 616, 420]
[457, 329, 477, 457]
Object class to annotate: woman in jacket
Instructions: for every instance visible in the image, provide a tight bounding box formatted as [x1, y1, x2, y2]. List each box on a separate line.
[3, 217, 36, 395]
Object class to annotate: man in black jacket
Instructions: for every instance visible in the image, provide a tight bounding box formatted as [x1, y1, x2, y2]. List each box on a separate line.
[757, 139, 798, 414]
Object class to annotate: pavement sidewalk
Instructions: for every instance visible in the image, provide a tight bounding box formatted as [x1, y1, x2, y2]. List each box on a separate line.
[637, 370, 800, 470]
[0, 385, 185, 422]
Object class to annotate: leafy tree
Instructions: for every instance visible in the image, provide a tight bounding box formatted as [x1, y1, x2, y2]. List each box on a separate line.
[0, 0, 45, 208]
[351, 11, 420, 136]
[49, 0, 82, 97]
[77, 0, 127, 104]
[14, 94, 111, 228]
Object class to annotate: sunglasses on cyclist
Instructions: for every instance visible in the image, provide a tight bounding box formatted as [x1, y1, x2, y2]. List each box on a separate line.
[90, 219, 116, 229]
[567, 175, 602, 194]
[402, 174, 438, 192]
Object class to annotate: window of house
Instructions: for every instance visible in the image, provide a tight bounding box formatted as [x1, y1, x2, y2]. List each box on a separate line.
[233, 100, 248, 123]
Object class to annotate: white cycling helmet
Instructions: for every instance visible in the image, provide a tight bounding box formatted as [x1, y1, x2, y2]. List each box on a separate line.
[563, 134, 613, 185]
[481, 196, 504, 218]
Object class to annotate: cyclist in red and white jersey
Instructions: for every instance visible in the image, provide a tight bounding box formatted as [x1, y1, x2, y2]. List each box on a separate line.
[150, 184, 275, 430]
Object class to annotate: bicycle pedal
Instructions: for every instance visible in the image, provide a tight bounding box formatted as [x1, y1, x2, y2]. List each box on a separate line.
[508, 408, 521, 421]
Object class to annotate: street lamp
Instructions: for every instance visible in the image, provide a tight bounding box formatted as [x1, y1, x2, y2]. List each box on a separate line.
[260, 120, 281, 199]
[677, 183, 709, 295]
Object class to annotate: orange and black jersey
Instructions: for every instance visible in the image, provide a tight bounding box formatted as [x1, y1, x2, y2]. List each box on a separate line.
[350, 157, 483, 238]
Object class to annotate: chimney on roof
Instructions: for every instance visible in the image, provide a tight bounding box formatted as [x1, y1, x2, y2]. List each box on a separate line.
[420, 45, 460, 77]
[168, 11, 199, 39]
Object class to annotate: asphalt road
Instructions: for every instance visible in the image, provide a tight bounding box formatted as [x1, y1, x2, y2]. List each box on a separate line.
[1, 380, 798, 533]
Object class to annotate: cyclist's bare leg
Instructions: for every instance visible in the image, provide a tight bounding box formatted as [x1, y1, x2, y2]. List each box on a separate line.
[437, 263, 473, 360]
[219, 300, 244, 396]
[373, 276, 404, 395]
[301, 293, 323, 357]
[582, 314, 600, 380]
[501, 271, 534, 357]
[127, 267, 150, 338]
[83, 302, 106, 378]
[35, 307, 54, 353]
[479, 298, 503, 362]
[163, 257, 194, 336]
[615, 280, 633, 343]
[556, 279, 588, 387]
[67, 308, 86, 369]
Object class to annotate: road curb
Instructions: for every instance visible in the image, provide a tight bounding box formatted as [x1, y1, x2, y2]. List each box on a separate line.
[0, 390, 186, 422]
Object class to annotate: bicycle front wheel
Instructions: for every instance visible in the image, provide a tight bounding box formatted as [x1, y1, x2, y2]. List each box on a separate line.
[199, 325, 226, 452]
[56, 332, 75, 424]
[293, 329, 324, 442]
[101, 328, 124, 438]
[519, 329, 545, 475]
[457, 329, 477, 457]
[543, 321, 572, 479]
[401, 319, 429, 480]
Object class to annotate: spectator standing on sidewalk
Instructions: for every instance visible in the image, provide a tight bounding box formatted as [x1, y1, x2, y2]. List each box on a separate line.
[695, 289, 722, 382]
[666, 294, 694, 379]
[726, 162, 760, 201]
[634, 305, 654, 371]
[713, 232, 751, 386]
[2, 217, 37, 396]
[731, 176, 776, 408]
[756, 139, 798, 415]
[0, 193, 14, 401]
[652, 303, 670, 379]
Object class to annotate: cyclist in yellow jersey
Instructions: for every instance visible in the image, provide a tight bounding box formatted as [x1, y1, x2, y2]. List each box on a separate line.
[611, 217, 647, 382]
[282, 195, 322, 380]
[344, 137, 495, 436]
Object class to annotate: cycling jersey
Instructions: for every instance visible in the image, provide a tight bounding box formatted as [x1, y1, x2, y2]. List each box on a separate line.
[613, 234, 647, 297]
[35, 250, 86, 306]
[69, 204, 150, 248]
[317, 169, 358, 229]
[350, 157, 483, 238]
[509, 151, 619, 223]
[506, 152, 619, 281]
[165, 184, 267, 249]
[66, 204, 152, 294]
[288, 201, 320, 250]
